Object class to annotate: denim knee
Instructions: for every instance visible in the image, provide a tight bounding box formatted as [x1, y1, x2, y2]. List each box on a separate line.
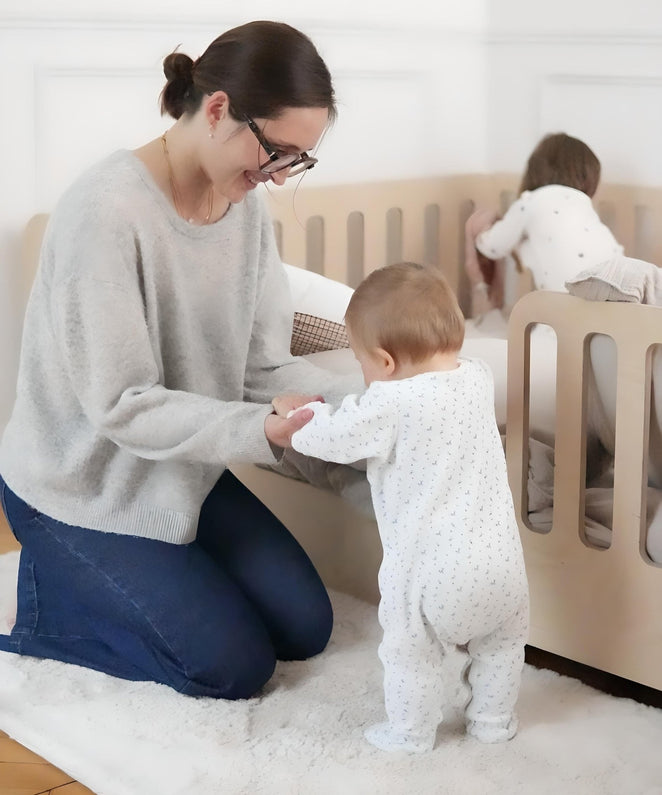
[177, 639, 277, 700]
[276, 595, 333, 661]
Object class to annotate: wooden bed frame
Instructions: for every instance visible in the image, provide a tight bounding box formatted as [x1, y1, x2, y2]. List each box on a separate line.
[266, 174, 662, 316]
[257, 173, 662, 692]
[19, 173, 662, 691]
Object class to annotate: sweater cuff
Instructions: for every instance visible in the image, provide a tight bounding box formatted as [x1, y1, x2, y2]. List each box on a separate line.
[227, 405, 280, 465]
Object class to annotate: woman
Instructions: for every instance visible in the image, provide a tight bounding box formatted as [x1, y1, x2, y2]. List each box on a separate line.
[0, 21, 358, 699]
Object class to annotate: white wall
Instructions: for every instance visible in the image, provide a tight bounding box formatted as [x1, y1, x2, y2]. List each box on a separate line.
[0, 1, 660, 429]
[0, 1, 488, 428]
[485, 0, 662, 186]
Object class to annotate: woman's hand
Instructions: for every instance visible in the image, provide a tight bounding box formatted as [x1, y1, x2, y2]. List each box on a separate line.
[264, 406, 315, 450]
[271, 393, 323, 418]
[265, 393, 323, 450]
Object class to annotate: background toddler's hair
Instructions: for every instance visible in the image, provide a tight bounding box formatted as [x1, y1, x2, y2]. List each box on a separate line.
[519, 132, 601, 197]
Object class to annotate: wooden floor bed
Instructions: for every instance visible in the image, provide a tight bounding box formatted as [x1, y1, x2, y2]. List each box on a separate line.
[246, 173, 662, 691]
[17, 173, 662, 692]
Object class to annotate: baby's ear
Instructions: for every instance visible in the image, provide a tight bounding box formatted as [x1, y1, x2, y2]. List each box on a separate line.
[374, 347, 396, 376]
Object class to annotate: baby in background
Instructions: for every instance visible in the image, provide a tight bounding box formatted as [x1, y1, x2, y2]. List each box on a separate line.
[465, 132, 623, 315]
[282, 262, 529, 753]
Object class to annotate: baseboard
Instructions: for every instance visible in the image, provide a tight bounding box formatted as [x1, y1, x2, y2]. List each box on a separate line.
[525, 645, 662, 708]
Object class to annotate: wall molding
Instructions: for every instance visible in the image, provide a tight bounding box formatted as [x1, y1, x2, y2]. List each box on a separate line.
[487, 31, 662, 46]
[3, 16, 660, 48]
[544, 74, 662, 88]
[0, 14, 483, 40]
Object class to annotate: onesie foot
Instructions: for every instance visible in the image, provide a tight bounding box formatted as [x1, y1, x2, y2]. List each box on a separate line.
[364, 722, 435, 753]
[466, 714, 518, 743]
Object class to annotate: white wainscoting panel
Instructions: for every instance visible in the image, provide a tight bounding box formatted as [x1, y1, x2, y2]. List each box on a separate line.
[34, 67, 165, 209]
[540, 75, 662, 188]
[316, 70, 432, 183]
[484, 33, 662, 188]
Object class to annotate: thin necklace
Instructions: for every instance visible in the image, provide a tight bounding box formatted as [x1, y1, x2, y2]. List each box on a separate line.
[160, 132, 214, 225]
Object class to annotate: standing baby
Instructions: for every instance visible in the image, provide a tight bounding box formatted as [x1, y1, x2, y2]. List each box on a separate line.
[278, 262, 529, 752]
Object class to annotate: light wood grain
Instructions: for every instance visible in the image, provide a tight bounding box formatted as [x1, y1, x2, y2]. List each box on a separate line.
[0, 511, 19, 555]
[0, 731, 96, 795]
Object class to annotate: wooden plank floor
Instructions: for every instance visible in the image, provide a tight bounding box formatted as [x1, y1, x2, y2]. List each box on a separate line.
[0, 730, 93, 795]
[0, 513, 96, 795]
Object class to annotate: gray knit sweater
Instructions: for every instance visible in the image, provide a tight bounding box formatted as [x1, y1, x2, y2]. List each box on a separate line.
[0, 150, 353, 543]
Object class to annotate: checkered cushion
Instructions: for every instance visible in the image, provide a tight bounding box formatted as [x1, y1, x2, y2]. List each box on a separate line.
[290, 312, 350, 356]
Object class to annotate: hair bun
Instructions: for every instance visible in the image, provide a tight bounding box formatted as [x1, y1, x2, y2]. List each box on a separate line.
[160, 51, 197, 119]
[163, 51, 195, 85]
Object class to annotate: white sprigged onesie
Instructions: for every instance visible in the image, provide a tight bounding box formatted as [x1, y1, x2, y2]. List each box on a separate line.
[475, 184, 622, 292]
[291, 358, 529, 752]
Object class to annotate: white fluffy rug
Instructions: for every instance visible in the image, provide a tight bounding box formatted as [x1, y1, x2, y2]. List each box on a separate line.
[1, 551, 662, 795]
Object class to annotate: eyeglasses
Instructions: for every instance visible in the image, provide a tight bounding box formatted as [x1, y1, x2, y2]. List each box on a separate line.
[243, 114, 317, 177]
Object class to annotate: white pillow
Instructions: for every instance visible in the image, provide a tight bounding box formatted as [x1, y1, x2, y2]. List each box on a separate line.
[283, 264, 354, 356]
[283, 263, 354, 324]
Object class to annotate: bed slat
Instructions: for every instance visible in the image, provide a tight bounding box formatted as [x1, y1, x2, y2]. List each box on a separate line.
[507, 291, 662, 690]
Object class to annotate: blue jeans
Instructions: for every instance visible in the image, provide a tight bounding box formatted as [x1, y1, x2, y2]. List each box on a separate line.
[0, 470, 332, 699]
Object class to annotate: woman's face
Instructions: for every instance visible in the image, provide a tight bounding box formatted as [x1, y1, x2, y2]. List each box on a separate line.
[210, 105, 329, 203]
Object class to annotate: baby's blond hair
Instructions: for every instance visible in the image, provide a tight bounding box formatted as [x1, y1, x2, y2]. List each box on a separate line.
[345, 262, 465, 365]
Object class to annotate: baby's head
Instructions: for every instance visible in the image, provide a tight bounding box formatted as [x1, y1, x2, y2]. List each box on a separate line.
[519, 132, 601, 197]
[344, 262, 465, 385]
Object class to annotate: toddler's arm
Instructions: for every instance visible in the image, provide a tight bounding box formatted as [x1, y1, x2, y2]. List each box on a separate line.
[474, 194, 529, 260]
[289, 389, 397, 465]
[465, 208, 501, 315]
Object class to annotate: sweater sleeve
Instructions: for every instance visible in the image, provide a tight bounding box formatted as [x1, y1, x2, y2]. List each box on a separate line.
[475, 192, 530, 260]
[48, 217, 276, 467]
[291, 388, 397, 464]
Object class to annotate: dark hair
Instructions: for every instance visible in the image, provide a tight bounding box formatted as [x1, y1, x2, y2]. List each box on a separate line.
[159, 20, 336, 122]
[519, 133, 601, 197]
[345, 262, 465, 365]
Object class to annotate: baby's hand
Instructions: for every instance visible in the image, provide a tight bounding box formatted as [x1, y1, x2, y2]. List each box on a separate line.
[465, 208, 500, 286]
[271, 393, 324, 418]
[466, 207, 499, 238]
